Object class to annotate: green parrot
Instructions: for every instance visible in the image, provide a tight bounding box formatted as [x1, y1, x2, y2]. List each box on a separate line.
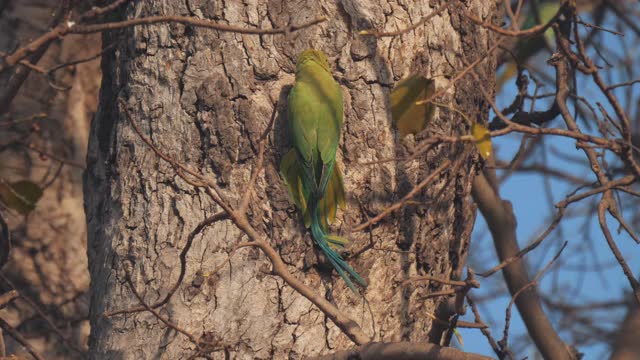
[280, 49, 367, 293]
[497, 1, 561, 89]
[498, 0, 605, 88]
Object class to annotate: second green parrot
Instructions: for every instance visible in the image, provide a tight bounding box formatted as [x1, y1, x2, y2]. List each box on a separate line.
[280, 49, 367, 293]
[497, 1, 560, 89]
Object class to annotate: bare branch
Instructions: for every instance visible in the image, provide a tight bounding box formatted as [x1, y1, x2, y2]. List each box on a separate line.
[500, 242, 568, 354]
[0, 275, 87, 354]
[104, 211, 230, 316]
[464, 3, 564, 37]
[471, 170, 576, 360]
[0, 1, 326, 75]
[598, 195, 640, 304]
[0, 290, 18, 309]
[467, 295, 503, 358]
[309, 341, 494, 360]
[359, 0, 454, 37]
[0, 317, 44, 360]
[68, 15, 327, 35]
[611, 302, 640, 360]
[351, 160, 452, 232]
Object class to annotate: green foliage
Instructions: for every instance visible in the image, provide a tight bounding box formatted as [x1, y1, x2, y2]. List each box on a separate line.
[391, 75, 436, 136]
[390, 75, 492, 159]
[0, 180, 43, 215]
[472, 123, 492, 160]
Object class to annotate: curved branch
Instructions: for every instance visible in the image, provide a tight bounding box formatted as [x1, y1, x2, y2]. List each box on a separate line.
[1, 3, 326, 75]
[611, 302, 640, 360]
[351, 159, 452, 232]
[310, 341, 493, 360]
[472, 172, 576, 360]
[0, 318, 44, 360]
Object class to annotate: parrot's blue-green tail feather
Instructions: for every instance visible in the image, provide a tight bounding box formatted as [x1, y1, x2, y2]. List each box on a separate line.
[281, 150, 365, 294]
[310, 204, 367, 294]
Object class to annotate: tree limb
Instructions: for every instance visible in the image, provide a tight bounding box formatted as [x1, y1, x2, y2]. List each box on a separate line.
[309, 341, 494, 360]
[471, 171, 576, 360]
[611, 302, 640, 360]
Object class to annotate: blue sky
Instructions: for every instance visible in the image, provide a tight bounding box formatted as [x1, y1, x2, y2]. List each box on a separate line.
[457, 6, 639, 357]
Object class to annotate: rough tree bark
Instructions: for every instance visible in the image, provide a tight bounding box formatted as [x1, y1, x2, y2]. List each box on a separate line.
[85, 1, 498, 358]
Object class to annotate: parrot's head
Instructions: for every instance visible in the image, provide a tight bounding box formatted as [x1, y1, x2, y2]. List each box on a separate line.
[296, 49, 331, 73]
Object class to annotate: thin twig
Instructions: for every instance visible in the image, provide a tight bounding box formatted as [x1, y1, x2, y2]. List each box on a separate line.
[310, 341, 493, 360]
[598, 195, 640, 304]
[359, 0, 454, 37]
[47, 42, 118, 75]
[0, 318, 44, 360]
[1, 4, 325, 74]
[21, 142, 85, 169]
[104, 211, 229, 316]
[467, 295, 503, 358]
[0, 290, 18, 309]
[123, 267, 200, 344]
[350, 159, 452, 232]
[464, 3, 564, 37]
[500, 241, 568, 353]
[239, 102, 277, 212]
[575, 18, 624, 36]
[69, 15, 327, 35]
[403, 276, 468, 287]
[0, 2, 67, 114]
[477, 208, 564, 278]
[0, 275, 87, 354]
[120, 99, 233, 214]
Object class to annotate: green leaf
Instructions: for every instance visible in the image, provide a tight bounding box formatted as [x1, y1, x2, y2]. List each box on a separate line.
[472, 123, 492, 160]
[0, 180, 43, 215]
[391, 75, 436, 136]
[453, 327, 464, 348]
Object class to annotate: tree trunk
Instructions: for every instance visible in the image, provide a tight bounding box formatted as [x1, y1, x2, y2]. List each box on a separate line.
[85, 1, 498, 358]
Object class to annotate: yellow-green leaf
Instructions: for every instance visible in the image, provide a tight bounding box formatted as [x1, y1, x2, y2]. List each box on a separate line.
[453, 327, 464, 348]
[391, 75, 435, 137]
[0, 180, 43, 215]
[472, 123, 492, 159]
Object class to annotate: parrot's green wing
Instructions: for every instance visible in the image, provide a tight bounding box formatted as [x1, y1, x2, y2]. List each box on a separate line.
[315, 76, 343, 193]
[280, 148, 345, 230]
[287, 83, 316, 170]
[318, 162, 346, 231]
[280, 149, 309, 212]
